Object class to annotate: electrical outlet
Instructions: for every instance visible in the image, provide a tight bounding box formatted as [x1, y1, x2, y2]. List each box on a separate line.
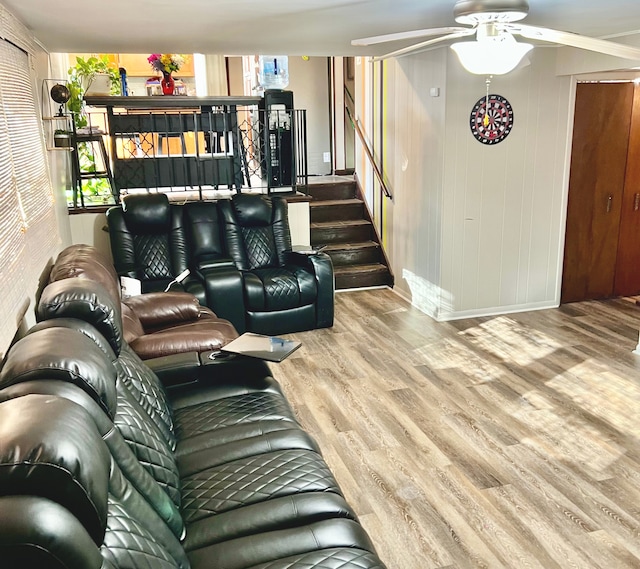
[323, 152, 331, 163]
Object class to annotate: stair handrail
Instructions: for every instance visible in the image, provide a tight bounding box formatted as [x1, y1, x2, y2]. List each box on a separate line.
[345, 103, 392, 201]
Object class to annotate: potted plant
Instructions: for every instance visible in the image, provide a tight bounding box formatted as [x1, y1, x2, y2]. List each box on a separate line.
[53, 128, 73, 148]
[67, 55, 121, 129]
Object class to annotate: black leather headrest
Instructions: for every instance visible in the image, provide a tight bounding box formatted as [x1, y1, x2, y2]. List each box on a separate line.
[122, 193, 172, 234]
[0, 394, 110, 544]
[50, 244, 122, 304]
[231, 194, 273, 227]
[29, 318, 117, 359]
[0, 327, 118, 419]
[37, 279, 123, 355]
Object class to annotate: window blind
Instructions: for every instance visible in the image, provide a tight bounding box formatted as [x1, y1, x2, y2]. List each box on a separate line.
[0, 32, 60, 354]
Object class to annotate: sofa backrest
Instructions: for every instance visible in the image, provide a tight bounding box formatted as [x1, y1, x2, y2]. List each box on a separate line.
[49, 243, 122, 305]
[218, 194, 292, 270]
[38, 278, 125, 356]
[107, 193, 191, 291]
[0, 394, 189, 568]
[183, 201, 227, 268]
[0, 324, 185, 539]
[35, 280, 182, 506]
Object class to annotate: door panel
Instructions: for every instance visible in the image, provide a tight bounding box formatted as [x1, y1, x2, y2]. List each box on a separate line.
[561, 83, 633, 303]
[615, 85, 640, 296]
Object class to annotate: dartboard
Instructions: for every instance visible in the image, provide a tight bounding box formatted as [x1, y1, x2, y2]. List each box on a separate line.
[470, 94, 514, 145]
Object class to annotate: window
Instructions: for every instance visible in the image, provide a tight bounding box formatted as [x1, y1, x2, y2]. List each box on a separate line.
[0, 8, 60, 354]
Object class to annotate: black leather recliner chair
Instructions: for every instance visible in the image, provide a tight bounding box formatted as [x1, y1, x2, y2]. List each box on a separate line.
[107, 194, 246, 331]
[106, 193, 206, 302]
[107, 193, 335, 335]
[218, 194, 334, 335]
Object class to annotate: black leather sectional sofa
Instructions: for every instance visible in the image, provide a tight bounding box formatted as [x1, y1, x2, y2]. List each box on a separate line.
[107, 193, 334, 336]
[0, 247, 386, 569]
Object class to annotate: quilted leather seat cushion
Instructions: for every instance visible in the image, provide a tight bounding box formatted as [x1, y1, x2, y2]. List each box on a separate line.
[244, 267, 317, 312]
[180, 449, 342, 523]
[187, 519, 377, 569]
[177, 429, 320, 477]
[183, 493, 357, 552]
[172, 390, 298, 441]
[243, 548, 387, 569]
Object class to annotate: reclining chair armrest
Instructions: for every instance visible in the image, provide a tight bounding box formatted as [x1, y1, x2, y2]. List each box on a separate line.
[124, 292, 203, 329]
[178, 276, 207, 307]
[145, 351, 202, 387]
[129, 323, 231, 360]
[195, 256, 237, 271]
[285, 251, 335, 329]
[198, 265, 247, 334]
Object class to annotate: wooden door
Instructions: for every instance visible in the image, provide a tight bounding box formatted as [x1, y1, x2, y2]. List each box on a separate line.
[561, 82, 633, 303]
[614, 85, 640, 296]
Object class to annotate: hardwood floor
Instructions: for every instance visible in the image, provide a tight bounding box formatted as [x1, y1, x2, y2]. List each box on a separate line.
[270, 289, 640, 569]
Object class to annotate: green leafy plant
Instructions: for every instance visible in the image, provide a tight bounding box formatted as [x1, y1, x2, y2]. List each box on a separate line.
[67, 55, 120, 128]
[53, 128, 73, 148]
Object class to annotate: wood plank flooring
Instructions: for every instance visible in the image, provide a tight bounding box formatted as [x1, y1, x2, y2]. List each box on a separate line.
[270, 289, 640, 569]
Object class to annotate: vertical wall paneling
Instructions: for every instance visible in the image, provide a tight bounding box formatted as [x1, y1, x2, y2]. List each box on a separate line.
[438, 48, 572, 319]
[356, 50, 447, 317]
[355, 45, 573, 320]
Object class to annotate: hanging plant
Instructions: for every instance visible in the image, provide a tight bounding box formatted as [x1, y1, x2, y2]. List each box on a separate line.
[67, 55, 121, 128]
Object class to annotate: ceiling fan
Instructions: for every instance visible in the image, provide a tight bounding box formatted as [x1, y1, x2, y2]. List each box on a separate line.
[351, 0, 640, 75]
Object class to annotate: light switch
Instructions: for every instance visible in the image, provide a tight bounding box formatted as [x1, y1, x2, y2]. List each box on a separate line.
[429, 87, 440, 97]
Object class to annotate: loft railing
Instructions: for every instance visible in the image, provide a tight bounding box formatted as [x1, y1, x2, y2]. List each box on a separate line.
[68, 97, 308, 209]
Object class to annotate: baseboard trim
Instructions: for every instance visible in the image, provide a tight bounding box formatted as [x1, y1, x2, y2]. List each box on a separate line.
[335, 285, 390, 293]
[334, 169, 355, 176]
[435, 300, 559, 322]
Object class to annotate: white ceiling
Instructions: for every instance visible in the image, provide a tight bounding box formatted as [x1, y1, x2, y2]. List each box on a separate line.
[4, 0, 640, 57]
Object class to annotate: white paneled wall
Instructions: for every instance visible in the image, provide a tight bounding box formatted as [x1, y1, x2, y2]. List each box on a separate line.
[382, 51, 447, 318]
[356, 46, 574, 321]
[440, 48, 573, 319]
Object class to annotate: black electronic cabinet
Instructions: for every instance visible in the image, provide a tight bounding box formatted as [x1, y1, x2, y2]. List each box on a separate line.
[259, 90, 295, 190]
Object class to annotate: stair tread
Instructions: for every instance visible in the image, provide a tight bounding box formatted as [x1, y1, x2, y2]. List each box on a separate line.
[310, 198, 363, 207]
[319, 241, 379, 251]
[311, 219, 371, 228]
[307, 181, 356, 189]
[334, 263, 390, 274]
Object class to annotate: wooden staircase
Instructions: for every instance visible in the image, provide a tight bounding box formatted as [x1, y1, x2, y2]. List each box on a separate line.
[307, 179, 394, 290]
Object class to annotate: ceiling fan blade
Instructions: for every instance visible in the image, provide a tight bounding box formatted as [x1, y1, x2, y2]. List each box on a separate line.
[514, 24, 640, 60]
[372, 29, 476, 62]
[352, 27, 469, 47]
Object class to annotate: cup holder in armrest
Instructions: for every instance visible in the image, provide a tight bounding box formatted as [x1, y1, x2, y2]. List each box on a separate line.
[200, 350, 235, 364]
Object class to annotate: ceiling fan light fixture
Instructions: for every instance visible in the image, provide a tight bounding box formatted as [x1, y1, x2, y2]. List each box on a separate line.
[453, 0, 530, 25]
[451, 39, 533, 75]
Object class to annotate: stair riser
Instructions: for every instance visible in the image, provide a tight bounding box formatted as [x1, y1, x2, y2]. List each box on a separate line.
[308, 183, 356, 201]
[336, 272, 392, 289]
[311, 224, 372, 244]
[310, 203, 364, 223]
[328, 247, 382, 267]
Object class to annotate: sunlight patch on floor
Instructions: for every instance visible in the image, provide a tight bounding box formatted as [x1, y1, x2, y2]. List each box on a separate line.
[459, 316, 562, 367]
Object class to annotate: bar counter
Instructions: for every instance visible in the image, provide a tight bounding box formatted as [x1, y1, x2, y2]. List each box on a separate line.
[84, 95, 263, 110]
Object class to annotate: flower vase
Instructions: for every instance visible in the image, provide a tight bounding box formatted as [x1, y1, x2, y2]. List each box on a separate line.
[161, 72, 175, 95]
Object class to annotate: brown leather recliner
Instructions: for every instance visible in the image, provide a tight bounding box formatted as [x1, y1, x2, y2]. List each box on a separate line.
[47, 244, 238, 359]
